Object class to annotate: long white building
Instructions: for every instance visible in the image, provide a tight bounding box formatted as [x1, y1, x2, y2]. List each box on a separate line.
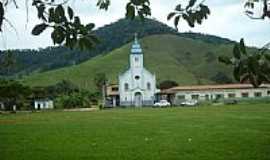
[160, 84, 270, 105]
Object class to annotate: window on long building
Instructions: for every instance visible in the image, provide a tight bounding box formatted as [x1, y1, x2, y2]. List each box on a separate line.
[267, 90, 270, 95]
[228, 93, 236, 98]
[191, 94, 199, 100]
[216, 94, 224, 100]
[178, 95, 185, 100]
[241, 92, 249, 98]
[255, 92, 262, 97]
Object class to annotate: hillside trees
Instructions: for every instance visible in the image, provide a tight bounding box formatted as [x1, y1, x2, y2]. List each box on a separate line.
[158, 80, 178, 90]
[0, 50, 16, 76]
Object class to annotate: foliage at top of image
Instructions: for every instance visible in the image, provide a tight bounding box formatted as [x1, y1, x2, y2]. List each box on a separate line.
[0, 0, 269, 51]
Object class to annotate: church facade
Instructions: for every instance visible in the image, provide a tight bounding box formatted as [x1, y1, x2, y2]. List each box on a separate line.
[118, 34, 159, 106]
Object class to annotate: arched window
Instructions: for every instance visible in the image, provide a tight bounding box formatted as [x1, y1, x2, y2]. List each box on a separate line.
[135, 75, 140, 80]
[124, 83, 129, 91]
[147, 82, 151, 90]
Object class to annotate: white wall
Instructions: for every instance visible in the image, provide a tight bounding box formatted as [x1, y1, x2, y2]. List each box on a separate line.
[34, 100, 54, 110]
[174, 88, 270, 103]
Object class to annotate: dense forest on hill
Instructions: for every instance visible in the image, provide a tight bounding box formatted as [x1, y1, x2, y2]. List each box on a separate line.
[0, 18, 233, 77]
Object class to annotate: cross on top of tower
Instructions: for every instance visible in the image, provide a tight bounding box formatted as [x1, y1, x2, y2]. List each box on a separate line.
[134, 33, 138, 44]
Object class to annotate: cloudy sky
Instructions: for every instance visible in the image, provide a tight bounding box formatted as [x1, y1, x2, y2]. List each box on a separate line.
[0, 0, 269, 50]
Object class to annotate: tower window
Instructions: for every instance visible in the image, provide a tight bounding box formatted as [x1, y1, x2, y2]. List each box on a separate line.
[135, 75, 140, 80]
[135, 57, 138, 62]
[147, 82, 151, 90]
[124, 83, 129, 91]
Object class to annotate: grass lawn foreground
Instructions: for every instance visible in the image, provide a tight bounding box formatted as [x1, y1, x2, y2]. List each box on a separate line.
[0, 103, 270, 160]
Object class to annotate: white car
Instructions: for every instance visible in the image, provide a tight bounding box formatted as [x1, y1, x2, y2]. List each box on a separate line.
[154, 100, 171, 107]
[180, 100, 198, 106]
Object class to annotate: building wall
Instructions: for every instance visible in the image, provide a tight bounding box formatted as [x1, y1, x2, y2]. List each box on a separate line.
[118, 35, 158, 107]
[173, 88, 270, 105]
[119, 68, 157, 106]
[34, 100, 54, 110]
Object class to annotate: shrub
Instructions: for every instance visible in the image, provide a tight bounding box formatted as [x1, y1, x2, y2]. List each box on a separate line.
[55, 92, 94, 109]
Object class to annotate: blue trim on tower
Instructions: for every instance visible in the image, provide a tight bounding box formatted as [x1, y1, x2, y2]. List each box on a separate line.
[131, 33, 142, 54]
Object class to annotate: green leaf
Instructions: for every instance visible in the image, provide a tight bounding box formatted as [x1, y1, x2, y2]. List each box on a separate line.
[37, 4, 46, 21]
[48, 8, 55, 23]
[32, 23, 48, 35]
[51, 26, 65, 44]
[74, 16, 81, 27]
[174, 15, 180, 30]
[126, 3, 135, 19]
[239, 38, 247, 55]
[187, 0, 197, 9]
[0, 2, 4, 32]
[175, 4, 182, 11]
[167, 12, 176, 20]
[55, 5, 66, 23]
[233, 44, 241, 59]
[86, 23, 95, 31]
[67, 7, 74, 20]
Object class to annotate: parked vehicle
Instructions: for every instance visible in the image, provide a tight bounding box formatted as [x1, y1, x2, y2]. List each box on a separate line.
[154, 100, 171, 107]
[224, 99, 238, 105]
[180, 100, 198, 106]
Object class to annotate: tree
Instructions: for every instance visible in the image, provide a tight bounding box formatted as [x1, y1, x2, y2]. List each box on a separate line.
[94, 72, 107, 92]
[0, 51, 16, 76]
[219, 39, 270, 87]
[47, 80, 79, 96]
[210, 72, 233, 84]
[0, 79, 31, 110]
[158, 80, 178, 90]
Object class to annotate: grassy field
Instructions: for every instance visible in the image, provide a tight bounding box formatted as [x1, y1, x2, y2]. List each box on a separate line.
[1, 104, 270, 160]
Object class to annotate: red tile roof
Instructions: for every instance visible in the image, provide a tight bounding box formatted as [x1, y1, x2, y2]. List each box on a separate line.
[161, 84, 270, 94]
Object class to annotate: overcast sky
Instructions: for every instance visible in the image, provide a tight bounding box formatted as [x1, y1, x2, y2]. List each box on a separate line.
[0, 0, 269, 50]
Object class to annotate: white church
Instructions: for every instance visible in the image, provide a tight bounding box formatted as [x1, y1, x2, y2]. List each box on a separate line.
[106, 34, 160, 107]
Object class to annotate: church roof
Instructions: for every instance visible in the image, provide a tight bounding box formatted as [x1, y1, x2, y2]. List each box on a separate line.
[131, 33, 142, 54]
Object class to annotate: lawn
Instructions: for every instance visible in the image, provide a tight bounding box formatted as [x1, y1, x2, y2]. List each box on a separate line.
[0, 104, 270, 160]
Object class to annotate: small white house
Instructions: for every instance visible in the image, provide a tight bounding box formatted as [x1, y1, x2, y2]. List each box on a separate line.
[34, 99, 54, 110]
[0, 102, 4, 110]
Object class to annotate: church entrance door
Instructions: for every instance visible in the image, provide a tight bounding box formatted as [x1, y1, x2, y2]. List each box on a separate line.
[134, 92, 143, 107]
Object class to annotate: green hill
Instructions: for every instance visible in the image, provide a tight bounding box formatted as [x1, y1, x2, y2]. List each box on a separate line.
[1, 18, 232, 77]
[21, 34, 235, 91]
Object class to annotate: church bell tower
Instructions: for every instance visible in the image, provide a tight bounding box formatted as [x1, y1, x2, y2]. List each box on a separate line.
[130, 33, 143, 68]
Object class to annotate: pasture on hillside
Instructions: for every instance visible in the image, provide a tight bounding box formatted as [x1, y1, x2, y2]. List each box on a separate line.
[0, 104, 270, 160]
